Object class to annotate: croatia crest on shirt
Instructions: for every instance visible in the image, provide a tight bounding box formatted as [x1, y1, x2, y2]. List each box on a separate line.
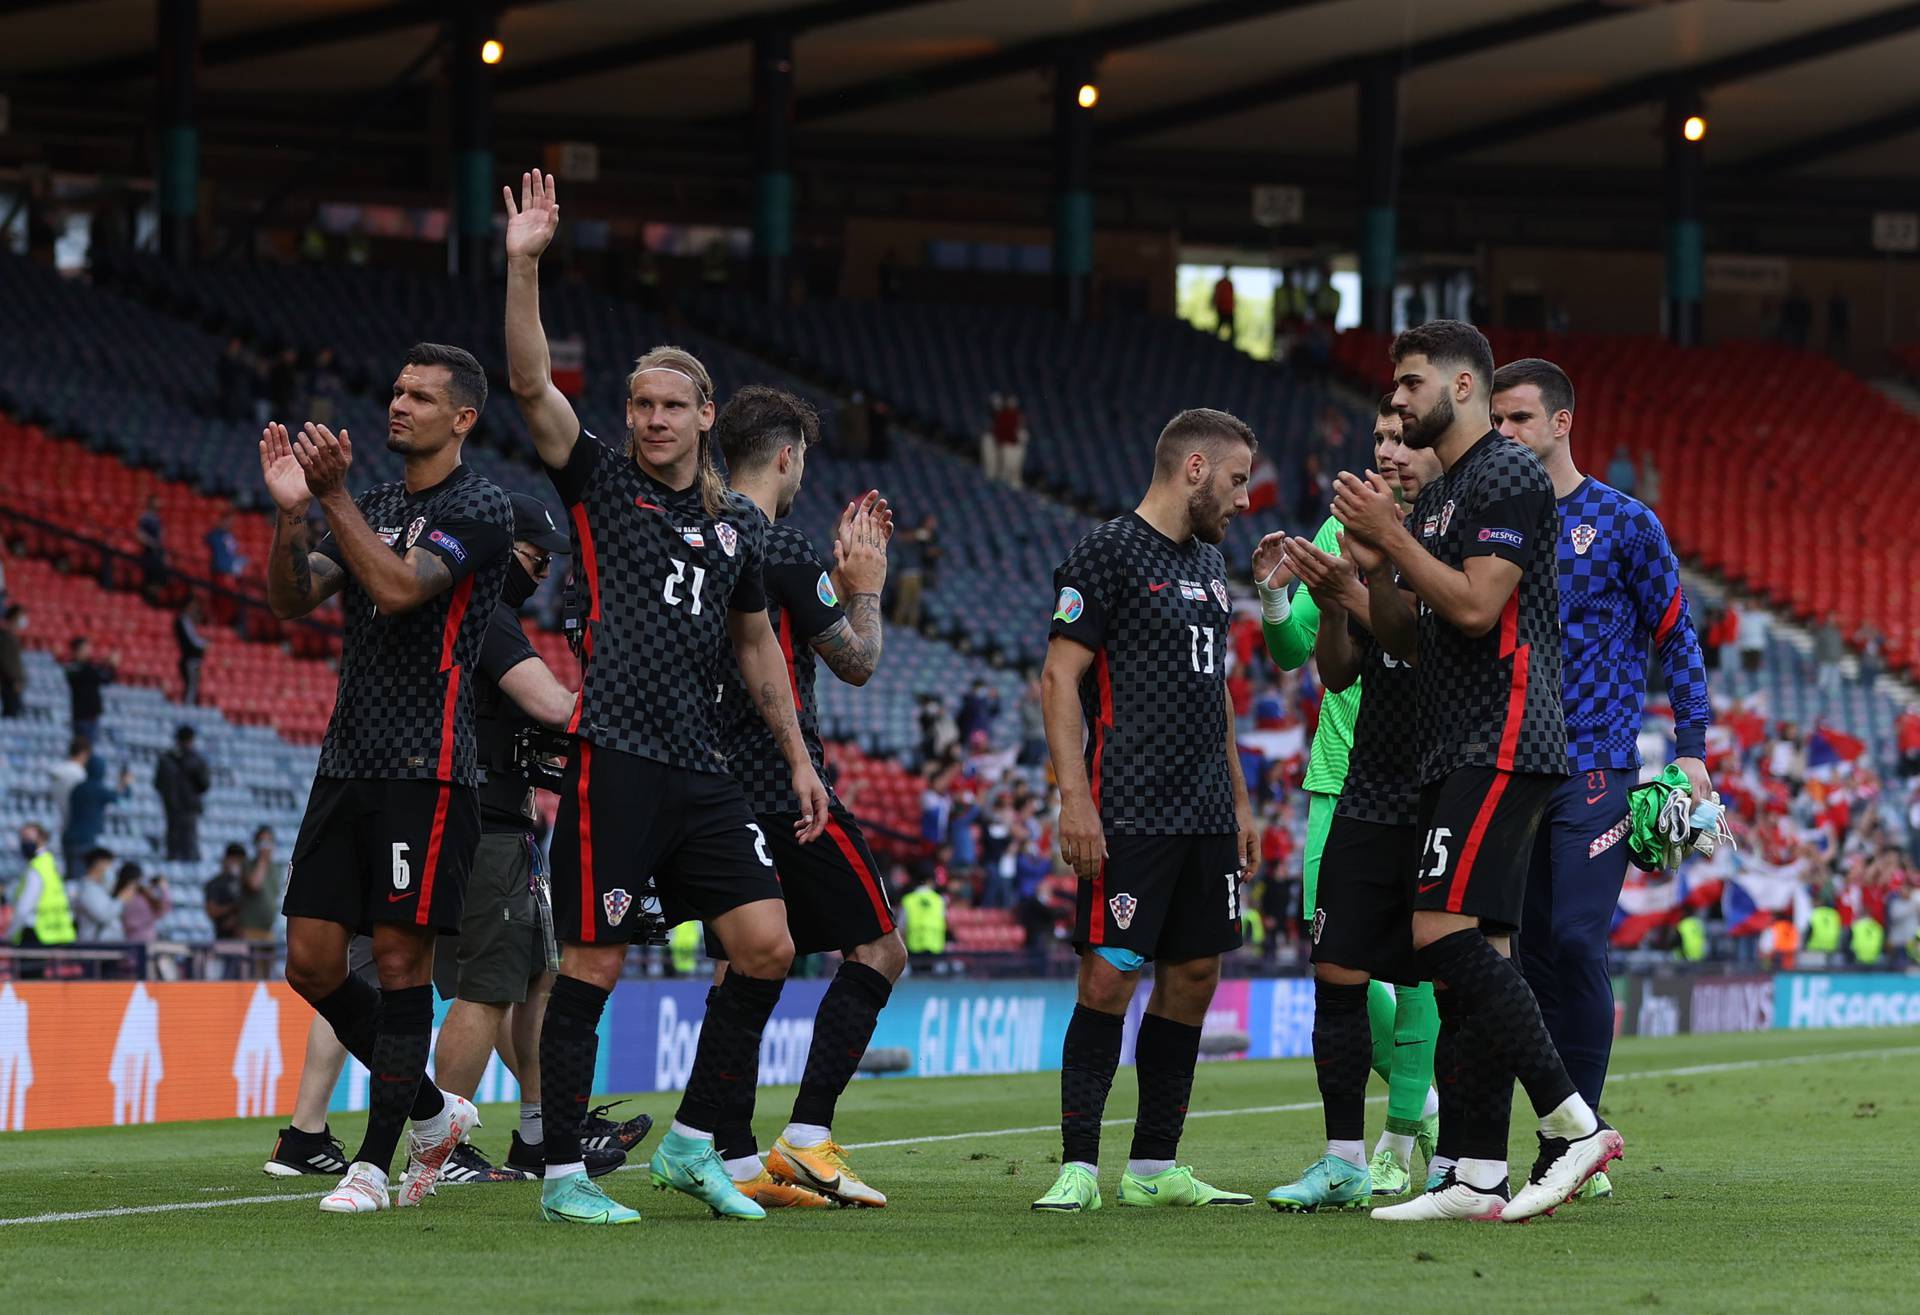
[714, 522, 738, 557]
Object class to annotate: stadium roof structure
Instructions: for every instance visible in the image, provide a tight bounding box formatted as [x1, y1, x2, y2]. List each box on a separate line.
[7, 0, 1920, 246]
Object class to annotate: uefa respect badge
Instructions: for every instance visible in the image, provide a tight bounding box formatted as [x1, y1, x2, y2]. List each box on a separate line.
[1053, 586, 1084, 624]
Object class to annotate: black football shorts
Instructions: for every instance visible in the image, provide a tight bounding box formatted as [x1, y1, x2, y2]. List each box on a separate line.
[706, 802, 895, 959]
[549, 742, 782, 947]
[284, 776, 479, 934]
[1074, 832, 1243, 964]
[1412, 767, 1557, 933]
[1311, 815, 1421, 986]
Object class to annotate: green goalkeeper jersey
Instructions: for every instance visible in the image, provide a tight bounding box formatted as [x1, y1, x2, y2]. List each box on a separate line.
[1259, 514, 1359, 797]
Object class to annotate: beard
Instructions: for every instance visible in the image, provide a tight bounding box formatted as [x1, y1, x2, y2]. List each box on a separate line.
[1399, 392, 1454, 451]
[1187, 482, 1230, 544]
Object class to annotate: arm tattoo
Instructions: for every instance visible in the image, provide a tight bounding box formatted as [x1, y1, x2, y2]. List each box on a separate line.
[756, 678, 797, 743]
[408, 550, 453, 599]
[288, 536, 312, 598]
[812, 593, 884, 685]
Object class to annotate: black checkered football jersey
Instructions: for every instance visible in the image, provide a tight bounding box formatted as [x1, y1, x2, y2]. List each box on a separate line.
[1050, 513, 1237, 836]
[549, 432, 767, 772]
[717, 517, 843, 814]
[314, 463, 512, 785]
[1408, 431, 1566, 783]
[1336, 612, 1420, 827]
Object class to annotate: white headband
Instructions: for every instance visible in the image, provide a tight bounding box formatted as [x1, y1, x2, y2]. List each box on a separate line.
[635, 366, 706, 398]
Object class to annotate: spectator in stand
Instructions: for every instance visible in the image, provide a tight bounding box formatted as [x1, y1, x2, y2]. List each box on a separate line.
[0, 603, 25, 718]
[1828, 288, 1851, 358]
[63, 636, 114, 745]
[304, 346, 344, 426]
[174, 600, 207, 706]
[917, 692, 958, 762]
[892, 515, 931, 626]
[1856, 623, 1884, 690]
[1735, 596, 1770, 674]
[957, 679, 1001, 744]
[238, 826, 280, 943]
[204, 510, 247, 609]
[62, 749, 131, 883]
[204, 841, 246, 940]
[114, 861, 170, 944]
[1212, 267, 1236, 341]
[1701, 603, 1734, 674]
[1638, 450, 1662, 511]
[48, 736, 87, 835]
[1897, 708, 1920, 779]
[135, 495, 168, 598]
[153, 724, 210, 861]
[981, 393, 1028, 488]
[267, 347, 299, 419]
[1813, 613, 1847, 703]
[68, 846, 123, 942]
[919, 764, 953, 847]
[1605, 445, 1638, 496]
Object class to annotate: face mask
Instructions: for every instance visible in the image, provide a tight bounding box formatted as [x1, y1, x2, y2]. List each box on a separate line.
[20, 839, 39, 861]
[504, 557, 539, 608]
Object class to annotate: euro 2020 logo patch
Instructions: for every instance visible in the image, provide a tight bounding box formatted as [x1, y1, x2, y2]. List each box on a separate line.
[603, 888, 632, 926]
[714, 522, 738, 557]
[817, 572, 839, 607]
[1054, 586, 1084, 624]
[1108, 891, 1138, 930]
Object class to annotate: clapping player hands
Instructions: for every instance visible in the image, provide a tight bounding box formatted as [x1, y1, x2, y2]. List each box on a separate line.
[1330, 468, 1400, 547]
[1252, 530, 1293, 591]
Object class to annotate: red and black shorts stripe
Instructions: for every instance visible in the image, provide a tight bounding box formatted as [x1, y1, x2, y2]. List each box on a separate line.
[1411, 767, 1558, 933]
[284, 776, 480, 934]
[549, 743, 784, 947]
[703, 802, 895, 959]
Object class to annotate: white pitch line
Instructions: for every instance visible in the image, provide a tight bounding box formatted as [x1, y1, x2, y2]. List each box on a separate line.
[4, 1043, 1915, 1228]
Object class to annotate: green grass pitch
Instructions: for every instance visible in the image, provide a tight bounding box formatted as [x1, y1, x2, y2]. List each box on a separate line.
[3, 1027, 1916, 1313]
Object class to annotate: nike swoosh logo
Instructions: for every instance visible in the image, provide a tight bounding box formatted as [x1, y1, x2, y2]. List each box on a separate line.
[1417, 881, 1443, 894]
[387, 890, 415, 903]
[1586, 792, 1608, 805]
[1394, 1039, 1425, 1047]
[635, 498, 664, 511]
[1137, 1183, 1159, 1195]
[1147, 581, 1170, 592]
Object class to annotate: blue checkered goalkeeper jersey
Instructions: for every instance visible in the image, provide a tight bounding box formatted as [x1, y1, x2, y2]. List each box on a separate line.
[1555, 476, 1710, 774]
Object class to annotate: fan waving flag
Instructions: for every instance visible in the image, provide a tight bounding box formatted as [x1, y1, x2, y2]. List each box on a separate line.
[1807, 723, 1866, 771]
[1246, 454, 1280, 514]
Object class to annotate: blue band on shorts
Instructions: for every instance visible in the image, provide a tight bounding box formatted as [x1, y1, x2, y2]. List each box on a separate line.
[1094, 946, 1148, 973]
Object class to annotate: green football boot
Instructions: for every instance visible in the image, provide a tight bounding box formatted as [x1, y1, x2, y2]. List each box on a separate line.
[1119, 1164, 1254, 1208]
[1267, 1155, 1372, 1212]
[1366, 1146, 1412, 1198]
[539, 1171, 640, 1225]
[649, 1130, 765, 1220]
[1575, 1170, 1613, 1202]
[1031, 1163, 1102, 1213]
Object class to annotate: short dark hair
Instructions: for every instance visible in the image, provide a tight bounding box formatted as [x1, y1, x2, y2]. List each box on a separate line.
[1492, 357, 1576, 417]
[1390, 319, 1494, 398]
[403, 342, 488, 416]
[1154, 407, 1258, 478]
[2, 604, 21, 621]
[714, 384, 820, 474]
[1377, 393, 1398, 419]
[67, 737, 90, 757]
[224, 842, 248, 861]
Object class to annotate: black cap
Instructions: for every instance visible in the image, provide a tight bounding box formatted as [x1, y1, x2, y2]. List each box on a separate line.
[509, 492, 570, 553]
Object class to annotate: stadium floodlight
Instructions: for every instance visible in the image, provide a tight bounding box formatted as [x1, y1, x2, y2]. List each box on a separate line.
[481, 38, 505, 65]
[1682, 114, 1707, 142]
[1077, 82, 1099, 110]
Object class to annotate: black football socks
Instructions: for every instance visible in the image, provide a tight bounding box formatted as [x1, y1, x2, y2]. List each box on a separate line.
[538, 974, 609, 1174]
[1060, 1003, 1125, 1167]
[790, 961, 893, 1131]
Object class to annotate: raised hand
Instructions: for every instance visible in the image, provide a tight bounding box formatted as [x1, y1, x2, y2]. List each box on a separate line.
[833, 503, 889, 597]
[292, 422, 353, 499]
[259, 423, 313, 513]
[502, 169, 560, 261]
[1252, 531, 1294, 590]
[1285, 534, 1357, 605]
